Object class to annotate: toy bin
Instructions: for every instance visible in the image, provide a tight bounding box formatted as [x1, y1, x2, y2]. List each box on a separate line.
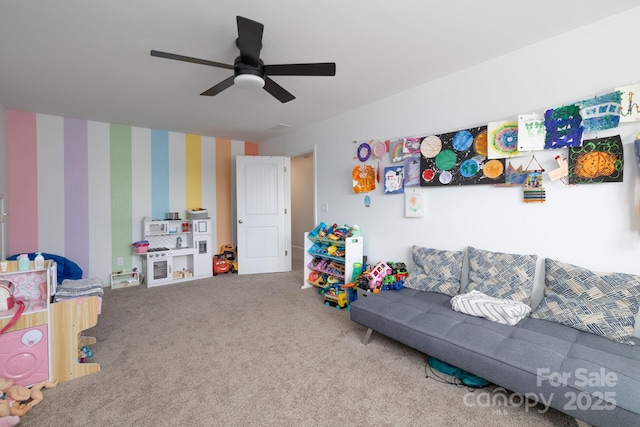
[132, 241, 149, 253]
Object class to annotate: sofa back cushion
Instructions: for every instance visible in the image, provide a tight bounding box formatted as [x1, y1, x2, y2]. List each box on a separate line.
[531, 258, 640, 345]
[404, 246, 464, 296]
[466, 246, 537, 304]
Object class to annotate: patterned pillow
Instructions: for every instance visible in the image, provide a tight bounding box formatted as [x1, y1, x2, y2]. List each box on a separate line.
[531, 258, 640, 346]
[403, 246, 464, 296]
[466, 246, 537, 304]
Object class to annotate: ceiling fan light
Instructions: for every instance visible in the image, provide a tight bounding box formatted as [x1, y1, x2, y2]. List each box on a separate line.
[234, 74, 265, 90]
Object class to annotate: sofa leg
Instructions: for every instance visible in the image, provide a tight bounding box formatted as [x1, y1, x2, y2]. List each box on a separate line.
[362, 328, 373, 345]
[575, 419, 592, 427]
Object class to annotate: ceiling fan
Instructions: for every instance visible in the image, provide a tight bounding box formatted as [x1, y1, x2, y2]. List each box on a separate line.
[150, 16, 336, 103]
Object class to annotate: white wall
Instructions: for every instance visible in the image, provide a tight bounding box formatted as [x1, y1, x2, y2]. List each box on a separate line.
[261, 7, 640, 331]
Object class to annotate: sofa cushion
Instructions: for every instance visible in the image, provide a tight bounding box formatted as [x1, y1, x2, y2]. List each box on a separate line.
[466, 246, 537, 304]
[531, 258, 640, 346]
[403, 246, 464, 296]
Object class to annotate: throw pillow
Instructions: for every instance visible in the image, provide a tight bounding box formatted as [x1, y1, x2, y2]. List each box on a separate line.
[531, 258, 640, 346]
[466, 246, 537, 305]
[403, 246, 464, 296]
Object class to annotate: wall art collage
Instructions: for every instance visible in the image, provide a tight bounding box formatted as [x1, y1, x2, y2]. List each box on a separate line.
[351, 82, 640, 209]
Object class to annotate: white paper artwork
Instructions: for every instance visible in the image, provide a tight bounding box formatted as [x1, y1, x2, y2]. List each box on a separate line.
[517, 113, 545, 151]
[405, 191, 425, 218]
[618, 84, 640, 122]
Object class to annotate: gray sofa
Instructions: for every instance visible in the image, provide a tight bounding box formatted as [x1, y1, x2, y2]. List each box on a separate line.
[349, 247, 640, 427]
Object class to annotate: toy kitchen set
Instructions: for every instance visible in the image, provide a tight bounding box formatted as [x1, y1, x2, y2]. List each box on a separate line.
[135, 210, 213, 287]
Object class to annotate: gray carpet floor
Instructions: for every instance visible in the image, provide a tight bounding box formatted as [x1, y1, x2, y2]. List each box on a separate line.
[19, 249, 577, 426]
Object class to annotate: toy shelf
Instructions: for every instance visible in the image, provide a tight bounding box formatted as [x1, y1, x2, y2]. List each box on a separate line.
[50, 296, 101, 383]
[306, 236, 346, 248]
[302, 232, 363, 290]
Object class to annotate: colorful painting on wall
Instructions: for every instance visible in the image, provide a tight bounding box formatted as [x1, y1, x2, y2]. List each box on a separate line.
[568, 135, 624, 184]
[617, 84, 640, 122]
[577, 91, 622, 133]
[352, 165, 376, 193]
[419, 126, 505, 186]
[544, 104, 583, 149]
[403, 157, 421, 187]
[384, 165, 404, 194]
[517, 113, 545, 151]
[488, 121, 519, 159]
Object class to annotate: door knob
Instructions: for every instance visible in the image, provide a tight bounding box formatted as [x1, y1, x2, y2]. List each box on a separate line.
[238, 219, 243, 224]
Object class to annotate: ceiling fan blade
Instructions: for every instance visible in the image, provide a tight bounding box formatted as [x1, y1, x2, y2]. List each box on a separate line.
[263, 77, 295, 103]
[236, 16, 264, 65]
[200, 75, 235, 96]
[150, 50, 233, 70]
[264, 63, 336, 76]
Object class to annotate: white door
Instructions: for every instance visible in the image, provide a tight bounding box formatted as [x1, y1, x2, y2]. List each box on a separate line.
[236, 156, 291, 274]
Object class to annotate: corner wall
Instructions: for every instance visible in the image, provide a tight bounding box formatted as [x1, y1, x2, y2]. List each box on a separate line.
[261, 7, 640, 329]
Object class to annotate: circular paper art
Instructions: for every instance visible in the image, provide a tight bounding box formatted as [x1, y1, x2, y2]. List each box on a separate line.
[459, 159, 479, 177]
[357, 142, 371, 162]
[439, 170, 453, 184]
[420, 135, 442, 158]
[474, 130, 488, 157]
[422, 169, 435, 182]
[491, 122, 518, 156]
[483, 159, 504, 179]
[435, 149, 457, 171]
[452, 130, 474, 151]
[373, 141, 387, 158]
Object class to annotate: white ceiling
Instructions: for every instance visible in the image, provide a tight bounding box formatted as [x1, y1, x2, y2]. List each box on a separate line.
[1, 1, 638, 143]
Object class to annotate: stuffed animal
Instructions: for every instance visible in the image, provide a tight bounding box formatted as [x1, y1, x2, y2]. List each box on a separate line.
[0, 377, 57, 416]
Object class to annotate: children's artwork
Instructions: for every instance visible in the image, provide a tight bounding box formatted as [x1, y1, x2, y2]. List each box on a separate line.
[391, 140, 406, 162]
[403, 137, 422, 154]
[403, 157, 421, 187]
[548, 155, 569, 182]
[568, 135, 624, 184]
[352, 165, 376, 193]
[523, 171, 546, 203]
[384, 165, 404, 194]
[372, 140, 388, 159]
[356, 141, 372, 162]
[617, 84, 640, 122]
[635, 133, 640, 170]
[517, 113, 545, 151]
[497, 162, 529, 186]
[420, 126, 506, 186]
[488, 121, 519, 159]
[578, 91, 622, 133]
[544, 105, 583, 149]
[405, 191, 425, 218]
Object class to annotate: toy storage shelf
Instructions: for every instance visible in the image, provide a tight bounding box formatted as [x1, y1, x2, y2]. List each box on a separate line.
[302, 232, 363, 290]
[110, 270, 140, 289]
[0, 261, 102, 386]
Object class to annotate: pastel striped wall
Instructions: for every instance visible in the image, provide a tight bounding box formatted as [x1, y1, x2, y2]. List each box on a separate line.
[6, 110, 257, 283]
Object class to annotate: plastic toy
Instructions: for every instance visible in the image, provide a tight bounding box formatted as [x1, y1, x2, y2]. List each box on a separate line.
[0, 377, 58, 416]
[323, 286, 349, 309]
[218, 244, 238, 273]
[0, 411, 19, 427]
[212, 256, 230, 275]
[365, 261, 392, 290]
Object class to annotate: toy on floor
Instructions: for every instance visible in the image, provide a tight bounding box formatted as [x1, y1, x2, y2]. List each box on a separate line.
[0, 378, 58, 416]
[0, 408, 19, 427]
[218, 244, 238, 273]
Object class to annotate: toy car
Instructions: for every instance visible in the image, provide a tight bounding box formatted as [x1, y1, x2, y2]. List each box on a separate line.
[324, 287, 349, 309]
[213, 256, 230, 275]
[365, 261, 392, 290]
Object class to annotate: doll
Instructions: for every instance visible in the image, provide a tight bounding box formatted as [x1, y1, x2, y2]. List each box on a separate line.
[0, 378, 57, 416]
